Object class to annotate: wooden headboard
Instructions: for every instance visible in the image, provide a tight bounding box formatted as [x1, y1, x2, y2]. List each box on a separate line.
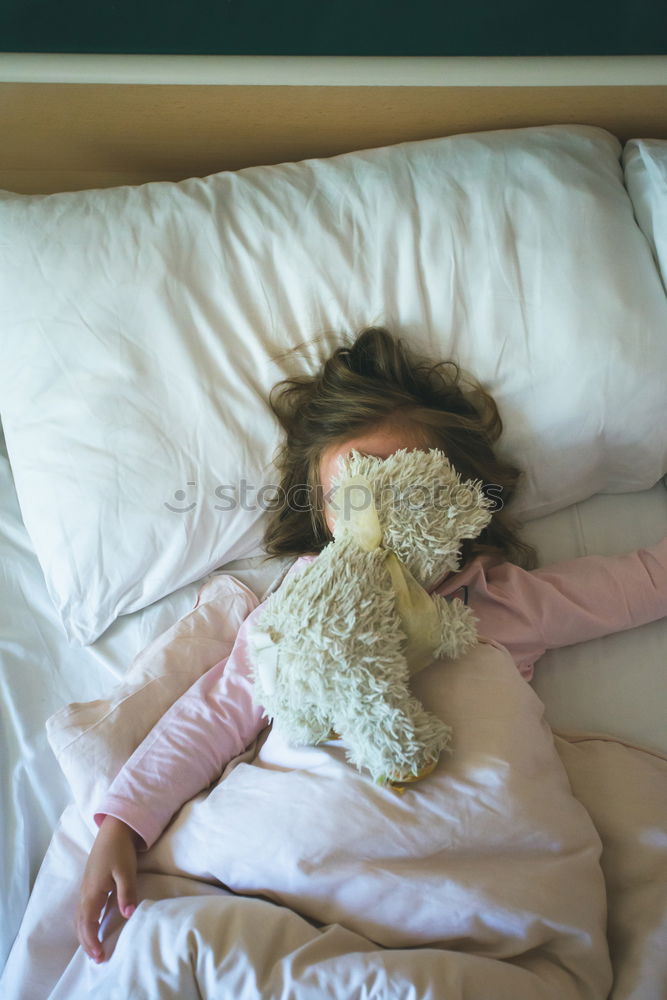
[2, 54, 666, 194]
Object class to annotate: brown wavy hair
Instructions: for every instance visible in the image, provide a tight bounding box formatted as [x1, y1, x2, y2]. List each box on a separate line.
[262, 327, 537, 572]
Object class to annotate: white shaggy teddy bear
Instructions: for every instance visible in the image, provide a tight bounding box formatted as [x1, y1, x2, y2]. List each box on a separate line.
[249, 448, 494, 788]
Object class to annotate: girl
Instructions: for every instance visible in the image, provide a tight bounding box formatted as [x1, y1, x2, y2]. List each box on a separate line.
[77, 327, 667, 963]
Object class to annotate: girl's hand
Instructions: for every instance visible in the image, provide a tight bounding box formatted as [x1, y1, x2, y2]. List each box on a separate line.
[77, 816, 140, 963]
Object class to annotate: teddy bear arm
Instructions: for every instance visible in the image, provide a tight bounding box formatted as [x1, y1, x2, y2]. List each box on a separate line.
[431, 593, 479, 660]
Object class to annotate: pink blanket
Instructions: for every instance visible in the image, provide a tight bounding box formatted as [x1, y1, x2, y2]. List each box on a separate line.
[3, 573, 666, 999]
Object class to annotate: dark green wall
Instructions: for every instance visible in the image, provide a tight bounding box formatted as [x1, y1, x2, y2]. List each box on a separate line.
[2, 0, 666, 56]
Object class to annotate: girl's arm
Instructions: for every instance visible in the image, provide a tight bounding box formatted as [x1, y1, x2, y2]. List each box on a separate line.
[93, 600, 270, 852]
[462, 536, 667, 680]
[79, 600, 270, 961]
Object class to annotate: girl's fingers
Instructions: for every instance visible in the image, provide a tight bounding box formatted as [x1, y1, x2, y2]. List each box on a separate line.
[114, 869, 138, 919]
[77, 889, 110, 961]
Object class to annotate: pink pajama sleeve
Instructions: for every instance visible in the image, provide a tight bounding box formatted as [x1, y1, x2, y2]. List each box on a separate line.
[463, 535, 667, 680]
[94, 602, 269, 851]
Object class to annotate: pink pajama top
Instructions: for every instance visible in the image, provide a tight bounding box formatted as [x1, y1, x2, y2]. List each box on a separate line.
[94, 537, 667, 852]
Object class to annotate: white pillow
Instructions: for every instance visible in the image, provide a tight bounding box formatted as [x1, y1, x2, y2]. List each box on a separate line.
[2, 123, 667, 644]
[622, 139, 667, 293]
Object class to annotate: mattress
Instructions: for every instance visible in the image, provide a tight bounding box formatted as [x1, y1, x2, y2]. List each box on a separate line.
[2, 415, 666, 972]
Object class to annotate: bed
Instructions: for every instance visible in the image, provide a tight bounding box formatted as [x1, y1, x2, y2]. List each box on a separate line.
[1, 53, 667, 999]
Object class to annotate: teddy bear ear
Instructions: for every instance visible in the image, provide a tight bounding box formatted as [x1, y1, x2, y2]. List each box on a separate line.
[444, 481, 495, 539]
[331, 448, 378, 483]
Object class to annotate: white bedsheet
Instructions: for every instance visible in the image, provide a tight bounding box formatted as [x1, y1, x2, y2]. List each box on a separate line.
[1, 418, 666, 973]
[0, 423, 292, 970]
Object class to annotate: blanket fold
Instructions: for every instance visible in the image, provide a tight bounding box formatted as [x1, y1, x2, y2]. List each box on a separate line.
[13, 574, 667, 998]
[136, 638, 612, 998]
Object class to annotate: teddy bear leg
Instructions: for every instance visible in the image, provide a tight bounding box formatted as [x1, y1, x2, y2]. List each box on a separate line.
[431, 594, 478, 660]
[387, 756, 439, 793]
[335, 686, 451, 788]
[330, 692, 420, 785]
[384, 696, 452, 786]
[277, 705, 334, 747]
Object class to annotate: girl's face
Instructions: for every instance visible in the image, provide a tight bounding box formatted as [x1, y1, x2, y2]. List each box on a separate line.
[319, 421, 434, 534]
